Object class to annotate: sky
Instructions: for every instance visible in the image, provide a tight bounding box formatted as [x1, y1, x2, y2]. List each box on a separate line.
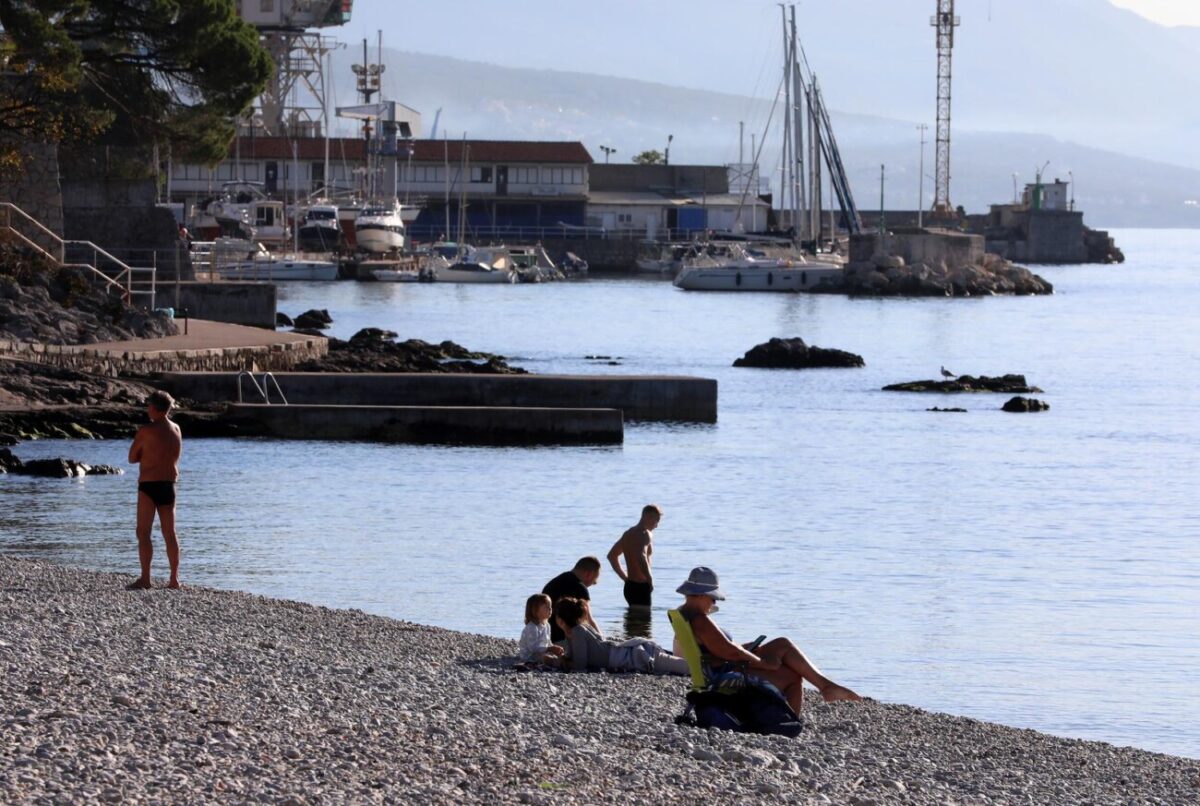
[336, 0, 1199, 100]
[1107, 0, 1200, 25]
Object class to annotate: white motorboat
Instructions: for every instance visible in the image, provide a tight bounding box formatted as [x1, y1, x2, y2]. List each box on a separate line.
[372, 267, 420, 282]
[211, 239, 338, 281]
[428, 244, 517, 284]
[296, 203, 344, 253]
[355, 201, 406, 254]
[673, 243, 842, 291]
[206, 182, 288, 245]
[635, 241, 698, 274]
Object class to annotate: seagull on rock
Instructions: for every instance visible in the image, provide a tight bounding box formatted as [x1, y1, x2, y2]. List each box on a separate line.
[940, 365, 957, 379]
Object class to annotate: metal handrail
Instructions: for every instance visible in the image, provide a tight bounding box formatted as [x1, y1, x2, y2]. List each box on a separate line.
[236, 371, 288, 405]
[1, 201, 154, 303]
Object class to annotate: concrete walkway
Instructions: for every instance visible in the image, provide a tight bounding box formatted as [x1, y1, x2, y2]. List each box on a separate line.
[85, 319, 323, 354]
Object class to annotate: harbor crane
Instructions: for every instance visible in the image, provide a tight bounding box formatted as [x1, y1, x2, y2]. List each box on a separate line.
[931, 0, 960, 216]
[235, 0, 354, 136]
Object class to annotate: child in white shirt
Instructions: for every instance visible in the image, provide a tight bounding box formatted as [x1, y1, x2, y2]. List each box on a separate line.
[518, 593, 565, 666]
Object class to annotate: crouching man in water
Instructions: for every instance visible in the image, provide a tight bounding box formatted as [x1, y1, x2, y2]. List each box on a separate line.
[127, 391, 183, 590]
[675, 567, 862, 712]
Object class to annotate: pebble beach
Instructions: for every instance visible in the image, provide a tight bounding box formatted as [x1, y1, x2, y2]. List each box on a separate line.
[2, 557, 1196, 804]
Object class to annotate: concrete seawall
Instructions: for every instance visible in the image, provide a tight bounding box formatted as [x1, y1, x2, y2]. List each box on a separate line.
[159, 372, 718, 423]
[232, 403, 623, 446]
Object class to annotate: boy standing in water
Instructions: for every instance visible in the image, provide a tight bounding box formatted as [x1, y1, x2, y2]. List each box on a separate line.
[127, 391, 183, 590]
[607, 504, 661, 608]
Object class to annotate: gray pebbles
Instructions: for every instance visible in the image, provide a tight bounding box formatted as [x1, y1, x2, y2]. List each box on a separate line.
[1, 557, 1196, 804]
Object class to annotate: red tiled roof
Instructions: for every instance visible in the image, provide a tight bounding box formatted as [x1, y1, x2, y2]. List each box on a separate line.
[229, 137, 592, 164]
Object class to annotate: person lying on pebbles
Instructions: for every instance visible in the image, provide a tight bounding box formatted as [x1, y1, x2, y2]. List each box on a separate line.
[674, 566, 862, 711]
[554, 597, 688, 675]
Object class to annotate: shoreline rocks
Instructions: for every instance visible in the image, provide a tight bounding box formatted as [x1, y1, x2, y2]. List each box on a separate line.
[1, 240, 177, 344]
[884, 374, 1043, 393]
[294, 328, 527, 375]
[827, 252, 1054, 297]
[292, 308, 333, 330]
[1003, 396, 1051, 412]
[733, 337, 864, 369]
[0, 556, 1196, 804]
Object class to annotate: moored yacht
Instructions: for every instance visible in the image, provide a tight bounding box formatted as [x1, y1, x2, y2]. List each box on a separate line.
[354, 201, 406, 254]
[428, 243, 517, 284]
[673, 243, 842, 292]
[297, 203, 344, 253]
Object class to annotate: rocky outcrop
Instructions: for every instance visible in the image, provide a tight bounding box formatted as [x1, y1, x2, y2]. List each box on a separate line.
[1002, 396, 1051, 412]
[275, 312, 294, 328]
[294, 328, 527, 375]
[292, 309, 333, 330]
[0, 448, 123, 478]
[733, 337, 864, 369]
[829, 252, 1053, 297]
[884, 374, 1043, 393]
[0, 240, 177, 344]
[927, 407, 967, 413]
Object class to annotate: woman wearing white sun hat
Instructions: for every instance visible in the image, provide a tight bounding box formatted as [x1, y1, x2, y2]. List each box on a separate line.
[675, 566, 863, 713]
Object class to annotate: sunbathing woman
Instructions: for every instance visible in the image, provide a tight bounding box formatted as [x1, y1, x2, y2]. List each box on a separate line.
[674, 566, 862, 712]
[554, 597, 688, 675]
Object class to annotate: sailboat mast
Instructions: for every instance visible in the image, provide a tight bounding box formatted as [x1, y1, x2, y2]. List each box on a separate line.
[789, 6, 806, 243]
[443, 135, 450, 239]
[779, 5, 792, 236]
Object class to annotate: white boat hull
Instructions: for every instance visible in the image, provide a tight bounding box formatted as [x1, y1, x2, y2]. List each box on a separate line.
[217, 259, 339, 281]
[434, 264, 517, 284]
[673, 263, 842, 291]
[356, 228, 405, 254]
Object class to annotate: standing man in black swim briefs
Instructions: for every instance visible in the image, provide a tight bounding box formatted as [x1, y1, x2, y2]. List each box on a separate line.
[608, 504, 660, 608]
[127, 391, 183, 590]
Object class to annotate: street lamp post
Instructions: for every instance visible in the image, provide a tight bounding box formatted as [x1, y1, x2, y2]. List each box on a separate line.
[664, 134, 673, 166]
[599, 145, 616, 164]
[917, 124, 928, 228]
[1012, 172, 1019, 204]
[1068, 170, 1075, 211]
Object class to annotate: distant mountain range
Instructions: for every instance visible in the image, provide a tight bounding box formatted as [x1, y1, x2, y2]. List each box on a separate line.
[327, 39, 1199, 228]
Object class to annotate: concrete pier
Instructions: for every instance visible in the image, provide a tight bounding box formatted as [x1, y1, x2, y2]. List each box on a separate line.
[231, 403, 623, 446]
[159, 372, 718, 423]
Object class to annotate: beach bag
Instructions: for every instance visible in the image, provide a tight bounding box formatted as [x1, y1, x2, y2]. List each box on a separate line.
[683, 671, 803, 737]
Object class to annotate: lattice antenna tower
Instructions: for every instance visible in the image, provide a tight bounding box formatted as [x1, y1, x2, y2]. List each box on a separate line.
[931, 0, 960, 215]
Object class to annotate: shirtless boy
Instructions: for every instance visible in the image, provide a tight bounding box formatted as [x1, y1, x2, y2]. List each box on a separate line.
[127, 391, 183, 589]
[607, 504, 661, 608]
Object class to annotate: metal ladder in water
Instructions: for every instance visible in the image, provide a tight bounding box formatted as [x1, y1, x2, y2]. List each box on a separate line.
[236, 371, 288, 405]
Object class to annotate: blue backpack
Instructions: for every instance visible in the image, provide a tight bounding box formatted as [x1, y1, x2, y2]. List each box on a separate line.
[683, 670, 804, 737]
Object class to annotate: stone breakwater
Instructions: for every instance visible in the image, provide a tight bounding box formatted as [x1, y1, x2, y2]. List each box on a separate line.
[2, 559, 1196, 804]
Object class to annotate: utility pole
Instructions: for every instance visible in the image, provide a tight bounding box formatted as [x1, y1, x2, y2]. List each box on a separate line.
[931, 0, 960, 216]
[917, 124, 928, 228]
[664, 134, 673, 166]
[879, 164, 886, 235]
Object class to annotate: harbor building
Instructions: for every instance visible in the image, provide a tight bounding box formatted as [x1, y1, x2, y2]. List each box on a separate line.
[965, 180, 1123, 264]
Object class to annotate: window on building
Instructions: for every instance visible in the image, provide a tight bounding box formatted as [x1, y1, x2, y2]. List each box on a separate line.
[571, 168, 584, 185]
[412, 165, 445, 183]
[470, 166, 493, 183]
[617, 213, 633, 225]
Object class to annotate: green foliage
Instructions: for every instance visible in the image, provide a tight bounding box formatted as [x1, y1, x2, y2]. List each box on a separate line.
[0, 0, 272, 166]
[632, 149, 665, 165]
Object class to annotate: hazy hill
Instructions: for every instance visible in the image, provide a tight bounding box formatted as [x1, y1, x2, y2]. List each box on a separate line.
[327, 49, 1199, 228]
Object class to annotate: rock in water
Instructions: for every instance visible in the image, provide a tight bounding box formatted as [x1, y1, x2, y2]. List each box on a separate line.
[1002, 396, 1050, 412]
[275, 312, 294, 328]
[883, 374, 1043, 393]
[733, 337, 865, 369]
[293, 309, 333, 329]
[18, 458, 90, 478]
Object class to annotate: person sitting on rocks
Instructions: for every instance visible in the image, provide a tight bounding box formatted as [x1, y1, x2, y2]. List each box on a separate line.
[674, 567, 862, 712]
[554, 597, 688, 675]
[517, 593, 565, 669]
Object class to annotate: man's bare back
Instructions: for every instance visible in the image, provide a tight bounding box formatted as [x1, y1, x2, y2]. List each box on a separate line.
[127, 393, 182, 590]
[130, 419, 182, 482]
[608, 505, 661, 607]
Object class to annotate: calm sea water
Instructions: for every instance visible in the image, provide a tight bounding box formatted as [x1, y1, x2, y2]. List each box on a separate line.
[3, 229, 1198, 758]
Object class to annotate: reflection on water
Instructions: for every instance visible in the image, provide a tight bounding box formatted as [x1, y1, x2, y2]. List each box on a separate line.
[622, 606, 654, 640]
[2, 230, 1200, 759]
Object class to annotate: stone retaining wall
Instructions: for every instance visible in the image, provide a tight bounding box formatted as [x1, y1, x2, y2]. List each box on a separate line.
[0, 337, 326, 377]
